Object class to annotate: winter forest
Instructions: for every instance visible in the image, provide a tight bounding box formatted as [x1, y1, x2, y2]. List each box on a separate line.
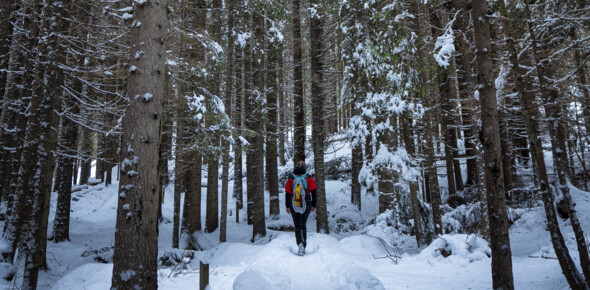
[0, 0, 589, 289]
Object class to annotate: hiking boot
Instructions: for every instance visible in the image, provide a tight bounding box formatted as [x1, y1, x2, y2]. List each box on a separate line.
[298, 243, 305, 256]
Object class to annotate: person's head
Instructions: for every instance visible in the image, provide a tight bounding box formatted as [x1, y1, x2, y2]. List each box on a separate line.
[293, 160, 306, 175]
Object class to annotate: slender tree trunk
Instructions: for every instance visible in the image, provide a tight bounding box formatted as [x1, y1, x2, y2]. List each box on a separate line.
[245, 39, 255, 225]
[453, 4, 477, 187]
[111, 0, 168, 288]
[78, 124, 92, 185]
[183, 154, 202, 249]
[233, 43, 244, 210]
[173, 121, 184, 249]
[403, 112, 423, 247]
[292, 0, 305, 163]
[310, 4, 329, 233]
[266, 44, 280, 220]
[351, 125, 363, 211]
[53, 109, 79, 243]
[499, 108, 514, 196]
[205, 154, 219, 233]
[278, 59, 286, 166]
[473, 0, 515, 287]
[220, 0, 236, 242]
[250, 12, 266, 241]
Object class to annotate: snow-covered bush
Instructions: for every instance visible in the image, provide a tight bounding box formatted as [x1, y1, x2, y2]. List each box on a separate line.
[418, 234, 490, 263]
[324, 156, 351, 180]
[80, 246, 113, 263]
[363, 210, 405, 248]
[441, 203, 485, 235]
[159, 249, 194, 267]
[329, 205, 363, 234]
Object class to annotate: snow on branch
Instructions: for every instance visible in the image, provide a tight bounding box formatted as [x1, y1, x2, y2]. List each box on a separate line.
[433, 11, 460, 68]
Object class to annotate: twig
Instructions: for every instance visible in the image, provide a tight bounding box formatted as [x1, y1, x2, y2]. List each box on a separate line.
[167, 250, 192, 278]
[48, 251, 62, 266]
[528, 255, 558, 260]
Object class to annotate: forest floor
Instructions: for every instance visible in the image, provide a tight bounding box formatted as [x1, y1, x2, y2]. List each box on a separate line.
[2, 153, 588, 289]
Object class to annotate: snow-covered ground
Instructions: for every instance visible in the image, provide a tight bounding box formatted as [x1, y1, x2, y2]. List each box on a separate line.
[2, 146, 588, 289]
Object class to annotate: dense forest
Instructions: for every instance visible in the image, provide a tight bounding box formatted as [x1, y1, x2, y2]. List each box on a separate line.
[0, 0, 589, 289]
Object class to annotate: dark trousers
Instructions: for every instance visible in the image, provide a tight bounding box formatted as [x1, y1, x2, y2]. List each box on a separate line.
[291, 209, 310, 248]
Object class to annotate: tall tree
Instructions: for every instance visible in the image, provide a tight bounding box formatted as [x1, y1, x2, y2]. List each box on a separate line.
[205, 0, 223, 234]
[472, 0, 514, 287]
[310, 0, 329, 233]
[266, 32, 281, 220]
[249, 8, 267, 241]
[111, 0, 168, 288]
[292, 0, 306, 163]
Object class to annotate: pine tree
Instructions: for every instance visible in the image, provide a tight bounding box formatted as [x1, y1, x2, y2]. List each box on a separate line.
[472, 0, 514, 287]
[111, 0, 168, 288]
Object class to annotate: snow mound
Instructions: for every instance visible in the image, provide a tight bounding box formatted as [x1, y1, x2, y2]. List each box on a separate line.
[339, 266, 385, 290]
[233, 270, 276, 289]
[418, 234, 490, 263]
[227, 234, 384, 289]
[51, 263, 112, 290]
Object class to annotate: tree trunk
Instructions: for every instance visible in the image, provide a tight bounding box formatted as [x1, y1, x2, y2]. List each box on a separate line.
[233, 46, 244, 210]
[473, 0, 515, 287]
[278, 59, 287, 166]
[266, 44, 280, 220]
[173, 122, 184, 249]
[183, 154, 202, 249]
[111, 0, 168, 288]
[453, 3, 478, 187]
[292, 0, 305, 163]
[205, 155, 219, 233]
[220, 0, 236, 242]
[53, 109, 79, 243]
[310, 3, 329, 233]
[403, 112, 423, 247]
[250, 12, 266, 241]
[78, 124, 92, 185]
[499, 109, 514, 196]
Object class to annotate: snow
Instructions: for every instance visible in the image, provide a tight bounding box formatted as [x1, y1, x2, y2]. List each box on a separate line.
[2, 143, 588, 290]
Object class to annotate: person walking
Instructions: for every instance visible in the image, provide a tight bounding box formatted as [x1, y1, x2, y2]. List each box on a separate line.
[285, 161, 317, 256]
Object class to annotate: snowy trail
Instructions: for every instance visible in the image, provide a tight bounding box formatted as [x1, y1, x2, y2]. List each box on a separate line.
[212, 234, 385, 289]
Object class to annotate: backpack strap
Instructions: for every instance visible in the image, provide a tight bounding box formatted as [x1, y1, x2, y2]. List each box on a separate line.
[292, 173, 308, 191]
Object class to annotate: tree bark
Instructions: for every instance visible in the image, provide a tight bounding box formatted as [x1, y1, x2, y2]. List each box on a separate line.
[220, 0, 236, 243]
[472, 0, 515, 287]
[53, 109, 79, 243]
[403, 112, 423, 247]
[111, 0, 168, 288]
[249, 12, 266, 241]
[310, 3, 329, 233]
[233, 45, 244, 210]
[292, 0, 305, 163]
[205, 155, 219, 233]
[183, 154, 202, 249]
[173, 121, 184, 249]
[266, 42, 280, 220]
